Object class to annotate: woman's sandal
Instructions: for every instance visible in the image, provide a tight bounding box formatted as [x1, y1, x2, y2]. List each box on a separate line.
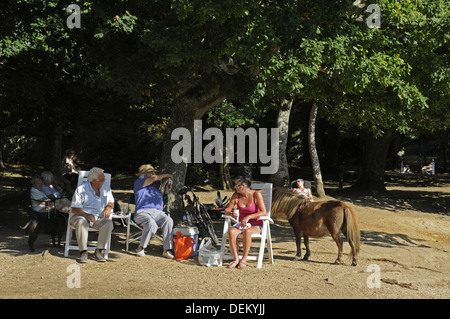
[228, 260, 239, 268]
[237, 260, 247, 269]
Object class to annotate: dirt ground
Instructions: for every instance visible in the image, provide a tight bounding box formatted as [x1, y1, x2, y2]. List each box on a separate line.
[0, 168, 449, 300]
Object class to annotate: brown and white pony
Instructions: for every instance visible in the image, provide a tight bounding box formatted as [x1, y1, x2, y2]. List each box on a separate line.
[272, 188, 360, 266]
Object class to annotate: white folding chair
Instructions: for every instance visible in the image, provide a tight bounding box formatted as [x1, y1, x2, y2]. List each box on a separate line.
[220, 183, 274, 269]
[64, 170, 112, 259]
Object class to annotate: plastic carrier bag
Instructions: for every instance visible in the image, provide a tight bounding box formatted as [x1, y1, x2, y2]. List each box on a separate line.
[173, 231, 195, 260]
[198, 237, 223, 267]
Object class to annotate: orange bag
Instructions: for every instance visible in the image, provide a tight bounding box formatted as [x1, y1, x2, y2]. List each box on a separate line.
[173, 231, 196, 260]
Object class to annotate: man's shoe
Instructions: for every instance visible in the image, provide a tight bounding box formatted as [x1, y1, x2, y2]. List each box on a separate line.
[162, 250, 174, 259]
[79, 252, 88, 263]
[95, 250, 106, 262]
[136, 247, 145, 257]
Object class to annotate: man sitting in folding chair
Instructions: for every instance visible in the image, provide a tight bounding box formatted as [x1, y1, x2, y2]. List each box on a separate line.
[222, 169, 267, 269]
[70, 167, 114, 263]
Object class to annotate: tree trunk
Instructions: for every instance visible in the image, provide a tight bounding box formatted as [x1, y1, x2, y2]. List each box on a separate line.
[220, 154, 233, 190]
[308, 101, 326, 198]
[269, 99, 292, 187]
[44, 123, 63, 176]
[159, 88, 225, 222]
[0, 150, 5, 170]
[438, 131, 448, 171]
[354, 129, 395, 192]
[0, 129, 5, 170]
[385, 133, 401, 170]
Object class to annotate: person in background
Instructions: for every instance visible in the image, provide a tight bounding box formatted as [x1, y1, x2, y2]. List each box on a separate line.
[421, 159, 435, 175]
[62, 149, 79, 190]
[41, 171, 71, 213]
[292, 178, 314, 202]
[30, 176, 51, 213]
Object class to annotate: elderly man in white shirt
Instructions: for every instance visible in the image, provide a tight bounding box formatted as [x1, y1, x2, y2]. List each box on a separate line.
[70, 167, 114, 263]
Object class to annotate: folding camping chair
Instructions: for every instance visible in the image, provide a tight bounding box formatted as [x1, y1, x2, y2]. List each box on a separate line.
[64, 170, 112, 259]
[220, 183, 274, 269]
[125, 193, 163, 252]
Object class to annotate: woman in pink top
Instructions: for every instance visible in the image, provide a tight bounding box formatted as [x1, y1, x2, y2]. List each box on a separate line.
[223, 169, 267, 269]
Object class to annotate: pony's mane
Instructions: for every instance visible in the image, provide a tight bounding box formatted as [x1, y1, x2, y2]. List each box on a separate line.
[271, 188, 310, 219]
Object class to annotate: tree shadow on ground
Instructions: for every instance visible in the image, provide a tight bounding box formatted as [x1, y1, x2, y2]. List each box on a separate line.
[325, 173, 449, 216]
[360, 230, 430, 249]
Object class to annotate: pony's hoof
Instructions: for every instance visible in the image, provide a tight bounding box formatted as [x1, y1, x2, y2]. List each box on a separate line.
[294, 255, 302, 261]
[351, 260, 357, 266]
[334, 259, 341, 265]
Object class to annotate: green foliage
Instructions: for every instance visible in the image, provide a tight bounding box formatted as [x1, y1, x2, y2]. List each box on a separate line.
[0, 0, 447, 172]
[205, 100, 263, 128]
[286, 0, 449, 137]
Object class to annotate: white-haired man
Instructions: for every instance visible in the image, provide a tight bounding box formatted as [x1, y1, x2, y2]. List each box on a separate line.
[70, 167, 114, 263]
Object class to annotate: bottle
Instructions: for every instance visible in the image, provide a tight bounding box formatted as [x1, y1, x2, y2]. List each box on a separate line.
[233, 209, 239, 221]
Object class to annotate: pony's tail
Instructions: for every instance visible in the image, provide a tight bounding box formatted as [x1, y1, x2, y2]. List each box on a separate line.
[343, 205, 360, 260]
